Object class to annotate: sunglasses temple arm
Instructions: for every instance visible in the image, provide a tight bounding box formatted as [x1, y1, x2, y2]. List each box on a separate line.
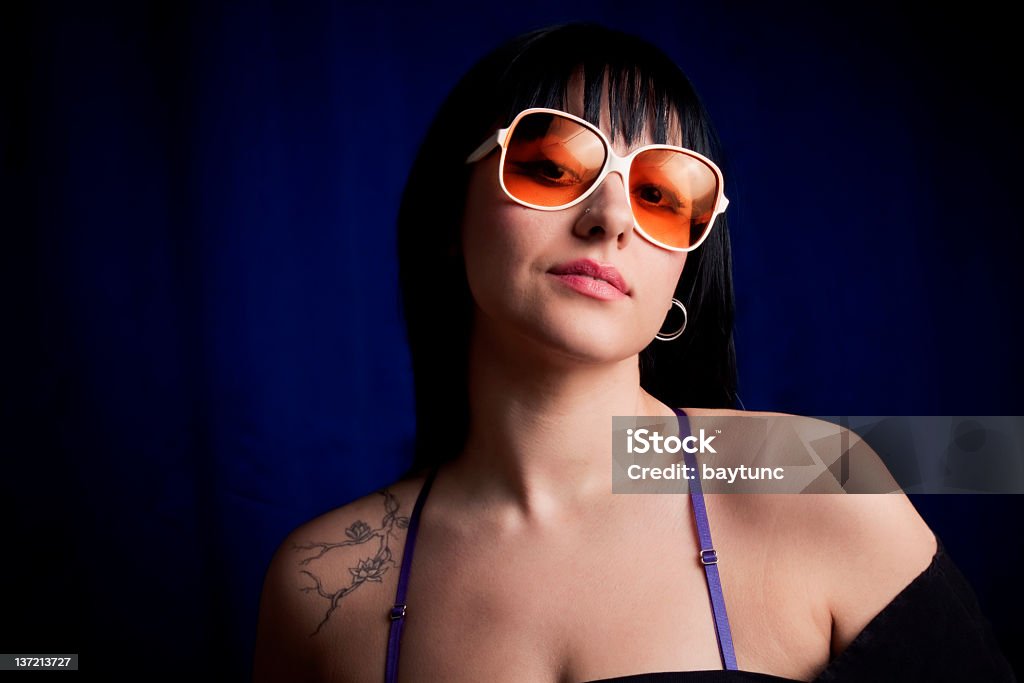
[465, 129, 505, 164]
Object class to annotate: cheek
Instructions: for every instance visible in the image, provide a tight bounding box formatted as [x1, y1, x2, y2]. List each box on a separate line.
[460, 164, 529, 306]
[641, 252, 688, 328]
[650, 252, 688, 302]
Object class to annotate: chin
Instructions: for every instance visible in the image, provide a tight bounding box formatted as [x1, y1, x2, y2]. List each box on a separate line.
[474, 300, 653, 367]
[525, 324, 648, 368]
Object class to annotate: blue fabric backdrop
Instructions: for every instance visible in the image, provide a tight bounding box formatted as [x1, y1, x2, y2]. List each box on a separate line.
[4, 1, 1021, 679]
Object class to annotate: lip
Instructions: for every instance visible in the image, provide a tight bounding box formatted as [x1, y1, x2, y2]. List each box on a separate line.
[548, 259, 630, 300]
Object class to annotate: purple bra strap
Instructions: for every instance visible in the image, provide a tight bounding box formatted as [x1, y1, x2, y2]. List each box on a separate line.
[385, 466, 438, 683]
[674, 406, 738, 671]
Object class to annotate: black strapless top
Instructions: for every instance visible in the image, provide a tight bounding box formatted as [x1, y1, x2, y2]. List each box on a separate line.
[588, 672, 796, 682]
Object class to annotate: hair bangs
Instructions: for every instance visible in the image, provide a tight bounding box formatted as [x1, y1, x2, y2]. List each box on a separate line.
[491, 25, 710, 154]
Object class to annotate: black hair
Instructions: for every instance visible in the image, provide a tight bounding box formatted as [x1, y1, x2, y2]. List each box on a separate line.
[397, 22, 739, 475]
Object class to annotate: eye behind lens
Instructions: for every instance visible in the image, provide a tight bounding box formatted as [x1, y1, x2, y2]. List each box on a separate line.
[503, 112, 607, 208]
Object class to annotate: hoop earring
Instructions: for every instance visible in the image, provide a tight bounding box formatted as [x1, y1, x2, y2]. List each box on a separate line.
[656, 298, 687, 341]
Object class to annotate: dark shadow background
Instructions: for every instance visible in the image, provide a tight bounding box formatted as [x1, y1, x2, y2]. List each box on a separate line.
[3, 1, 1021, 679]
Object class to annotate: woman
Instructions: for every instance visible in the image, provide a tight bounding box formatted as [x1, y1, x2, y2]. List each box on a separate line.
[253, 23, 1015, 682]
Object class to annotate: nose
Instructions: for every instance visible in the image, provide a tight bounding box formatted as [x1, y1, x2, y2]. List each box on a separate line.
[572, 171, 635, 248]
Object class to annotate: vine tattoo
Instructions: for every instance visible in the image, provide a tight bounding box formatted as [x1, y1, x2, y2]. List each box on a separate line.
[295, 488, 410, 635]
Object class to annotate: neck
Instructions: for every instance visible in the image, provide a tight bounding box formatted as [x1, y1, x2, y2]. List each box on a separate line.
[450, 313, 674, 518]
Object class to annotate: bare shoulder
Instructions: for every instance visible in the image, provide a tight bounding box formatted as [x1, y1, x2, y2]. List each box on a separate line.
[253, 473, 429, 683]
[683, 407, 937, 660]
[804, 484, 937, 659]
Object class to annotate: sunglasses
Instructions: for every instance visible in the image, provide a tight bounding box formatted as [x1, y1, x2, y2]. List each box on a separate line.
[465, 108, 729, 252]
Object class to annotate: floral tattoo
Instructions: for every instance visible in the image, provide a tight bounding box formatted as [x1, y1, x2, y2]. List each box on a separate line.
[294, 488, 410, 635]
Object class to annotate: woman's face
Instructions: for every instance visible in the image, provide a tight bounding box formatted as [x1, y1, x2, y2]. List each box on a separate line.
[461, 86, 688, 366]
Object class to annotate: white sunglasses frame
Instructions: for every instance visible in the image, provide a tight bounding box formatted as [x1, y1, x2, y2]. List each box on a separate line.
[465, 107, 729, 253]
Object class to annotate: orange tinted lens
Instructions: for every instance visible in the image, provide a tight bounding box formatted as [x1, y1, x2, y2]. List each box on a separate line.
[629, 149, 719, 249]
[501, 113, 606, 207]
